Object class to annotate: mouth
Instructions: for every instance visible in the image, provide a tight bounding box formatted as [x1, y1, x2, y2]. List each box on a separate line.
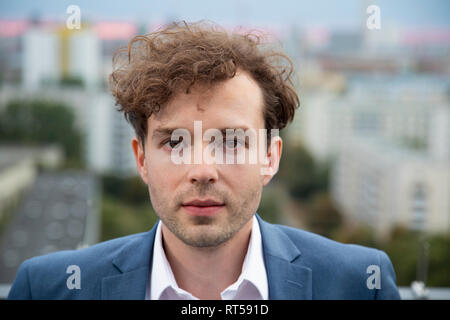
[181, 199, 225, 216]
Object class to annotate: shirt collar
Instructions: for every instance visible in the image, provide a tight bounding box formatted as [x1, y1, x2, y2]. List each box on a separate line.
[149, 215, 268, 300]
[225, 214, 268, 299]
[150, 218, 194, 299]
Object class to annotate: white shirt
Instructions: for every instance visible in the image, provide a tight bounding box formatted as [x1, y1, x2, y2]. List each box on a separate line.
[146, 215, 268, 300]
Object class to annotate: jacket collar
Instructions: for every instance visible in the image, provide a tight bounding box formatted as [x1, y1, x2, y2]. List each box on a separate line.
[101, 214, 312, 300]
[256, 215, 312, 300]
[101, 223, 158, 300]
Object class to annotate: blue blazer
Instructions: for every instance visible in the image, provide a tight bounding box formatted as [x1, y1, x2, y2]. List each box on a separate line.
[8, 214, 401, 299]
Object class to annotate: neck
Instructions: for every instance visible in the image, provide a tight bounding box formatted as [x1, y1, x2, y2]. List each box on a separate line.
[161, 218, 253, 300]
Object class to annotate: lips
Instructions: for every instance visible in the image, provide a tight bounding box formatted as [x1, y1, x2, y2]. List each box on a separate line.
[183, 199, 224, 206]
[182, 199, 225, 216]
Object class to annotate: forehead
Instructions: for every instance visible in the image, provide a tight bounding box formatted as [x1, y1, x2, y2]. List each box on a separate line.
[148, 70, 265, 133]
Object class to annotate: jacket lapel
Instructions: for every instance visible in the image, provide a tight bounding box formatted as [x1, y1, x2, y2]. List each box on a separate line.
[257, 215, 312, 300]
[101, 216, 311, 300]
[101, 222, 158, 300]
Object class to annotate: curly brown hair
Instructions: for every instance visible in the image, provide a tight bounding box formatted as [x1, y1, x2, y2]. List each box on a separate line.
[110, 21, 300, 147]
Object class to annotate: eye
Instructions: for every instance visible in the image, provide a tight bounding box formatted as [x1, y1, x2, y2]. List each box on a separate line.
[164, 137, 184, 149]
[224, 137, 244, 149]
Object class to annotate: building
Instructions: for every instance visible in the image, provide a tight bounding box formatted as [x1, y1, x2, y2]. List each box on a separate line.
[0, 86, 137, 176]
[428, 107, 450, 162]
[296, 75, 450, 163]
[0, 171, 100, 284]
[331, 137, 450, 238]
[86, 92, 136, 175]
[0, 145, 100, 285]
[0, 145, 63, 219]
[22, 26, 101, 89]
[22, 28, 60, 89]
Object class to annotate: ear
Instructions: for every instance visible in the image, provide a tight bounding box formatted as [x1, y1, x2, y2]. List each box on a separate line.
[262, 135, 282, 186]
[132, 137, 149, 185]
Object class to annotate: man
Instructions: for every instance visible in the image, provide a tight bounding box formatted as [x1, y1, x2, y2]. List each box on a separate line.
[8, 22, 400, 300]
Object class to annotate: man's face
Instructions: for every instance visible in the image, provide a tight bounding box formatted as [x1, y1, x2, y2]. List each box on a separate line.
[132, 70, 281, 248]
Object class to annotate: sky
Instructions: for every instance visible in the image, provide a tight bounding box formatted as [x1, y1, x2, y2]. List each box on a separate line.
[0, 0, 449, 30]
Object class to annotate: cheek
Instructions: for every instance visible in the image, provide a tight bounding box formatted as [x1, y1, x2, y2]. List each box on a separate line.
[224, 165, 264, 214]
[148, 166, 175, 188]
[146, 156, 178, 199]
[146, 167, 178, 217]
[223, 163, 264, 189]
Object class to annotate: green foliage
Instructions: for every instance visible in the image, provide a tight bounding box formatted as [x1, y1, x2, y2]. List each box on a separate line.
[101, 196, 158, 241]
[100, 174, 157, 241]
[378, 226, 418, 286]
[277, 142, 329, 200]
[427, 235, 450, 286]
[257, 186, 284, 224]
[398, 137, 427, 151]
[380, 227, 450, 286]
[59, 75, 84, 88]
[304, 191, 343, 239]
[102, 174, 149, 206]
[0, 99, 83, 166]
[334, 224, 450, 286]
[333, 224, 378, 248]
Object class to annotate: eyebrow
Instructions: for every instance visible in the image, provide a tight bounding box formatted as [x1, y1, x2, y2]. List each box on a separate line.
[151, 127, 179, 141]
[151, 126, 252, 141]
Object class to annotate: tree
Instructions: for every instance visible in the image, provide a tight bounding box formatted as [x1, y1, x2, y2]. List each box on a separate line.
[100, 174, 157, 241]
[305, 191, 343, 239]
[0, 99, 83, 167]
[257, 185, 285, 224]
[277, 142, 329, 201]
[101, 174, 149, 205]
[101, 196, 158, 241]
[381, 227, 450, 286]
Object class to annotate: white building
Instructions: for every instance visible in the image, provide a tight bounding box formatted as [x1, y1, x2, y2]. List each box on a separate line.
[67, 29, 101, 88]
[296, 76, 449, 163]
[86, 93, 136, 175]
[331, 137, 450, 238]
[22, 28, 60, 89]
[428, 107, 450, 162]
[22, 27, 101, 89]
[0, 145, 64, 217]
[0, 86, 137, 176]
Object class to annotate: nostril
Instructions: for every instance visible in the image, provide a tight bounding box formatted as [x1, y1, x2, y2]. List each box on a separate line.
[190, 177, 216, 184]
[188, 167, 219, 184]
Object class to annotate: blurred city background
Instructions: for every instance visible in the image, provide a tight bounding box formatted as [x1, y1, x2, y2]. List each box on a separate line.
[0, 0, 449, 299]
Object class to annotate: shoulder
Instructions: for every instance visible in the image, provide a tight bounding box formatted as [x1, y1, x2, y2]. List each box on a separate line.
[26, 231, 148, 271]
[276, 223, 381, 261]
[8, 232, 149, 299]
[266, 223, 400, 299]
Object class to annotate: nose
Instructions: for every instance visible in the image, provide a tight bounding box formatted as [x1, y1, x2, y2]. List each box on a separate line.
[187, 162, 219, 185]
[186, 137, 219, 185]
